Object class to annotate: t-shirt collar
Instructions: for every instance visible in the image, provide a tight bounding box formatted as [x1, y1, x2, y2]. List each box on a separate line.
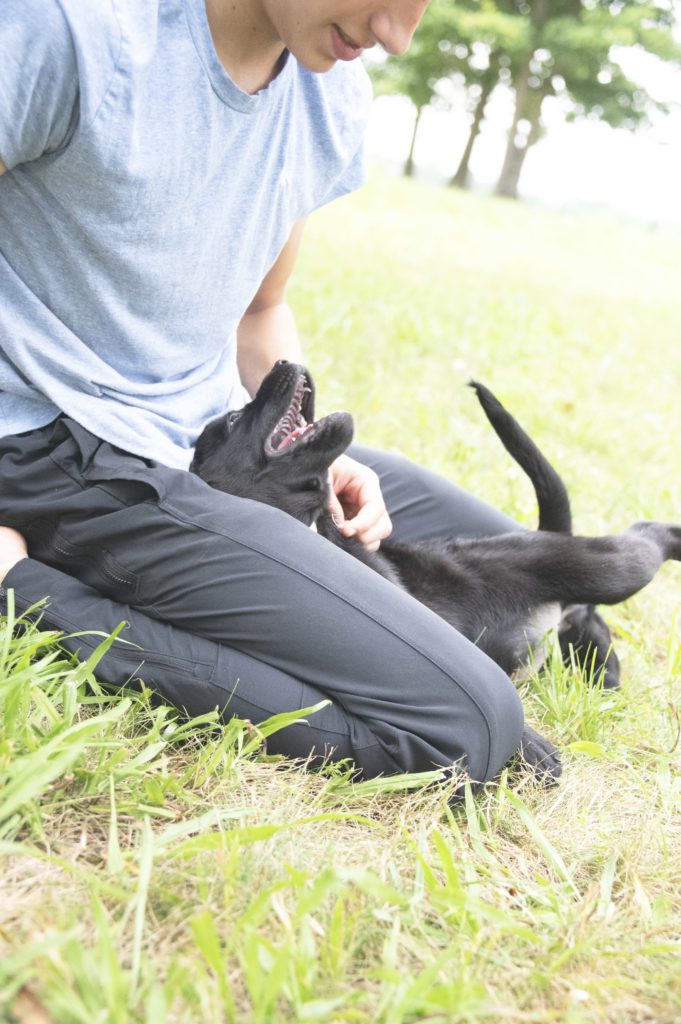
[184, 0, 292, 112]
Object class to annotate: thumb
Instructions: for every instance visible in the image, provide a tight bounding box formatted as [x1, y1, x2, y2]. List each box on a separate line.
[327, 488, 345, 529]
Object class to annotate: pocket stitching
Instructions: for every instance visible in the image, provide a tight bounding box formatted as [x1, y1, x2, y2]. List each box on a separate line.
[33, 517, 143, 602]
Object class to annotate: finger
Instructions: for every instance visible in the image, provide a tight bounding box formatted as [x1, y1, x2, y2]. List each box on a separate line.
[343, 510, 393, 548]
[346, 505, 392, 540]
[349, 497, 392, 535]
[327, 486, 346, 530]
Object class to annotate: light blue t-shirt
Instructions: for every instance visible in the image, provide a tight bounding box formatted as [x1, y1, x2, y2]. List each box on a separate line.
[0, 0, 371, 469]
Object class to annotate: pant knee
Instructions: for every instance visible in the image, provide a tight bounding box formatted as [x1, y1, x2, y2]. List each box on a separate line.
[359, 659, 524, 784]
[423, 656, 524, 783]
[476, 668, 524, 781]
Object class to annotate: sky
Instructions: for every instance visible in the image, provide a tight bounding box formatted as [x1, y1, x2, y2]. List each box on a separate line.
[365, 43, 681, 228]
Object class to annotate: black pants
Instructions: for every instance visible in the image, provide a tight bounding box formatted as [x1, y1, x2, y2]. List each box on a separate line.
[0, 415, 524, 781]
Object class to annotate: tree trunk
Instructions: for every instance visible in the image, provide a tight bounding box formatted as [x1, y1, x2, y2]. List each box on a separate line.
[495, 140, 530, 199]
[495, 69, 545, 199]
[496, 0, 549, 200]
[404, 104, 423, 177]
[495, 61, 531, 199]
[450, 79, 494, 189]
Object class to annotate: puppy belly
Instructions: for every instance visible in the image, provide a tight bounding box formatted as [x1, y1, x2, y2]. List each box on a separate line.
[512, 601, 562, 680]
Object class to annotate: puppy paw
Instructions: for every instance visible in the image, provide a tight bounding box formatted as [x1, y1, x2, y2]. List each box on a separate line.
[517, 725, 562, 784]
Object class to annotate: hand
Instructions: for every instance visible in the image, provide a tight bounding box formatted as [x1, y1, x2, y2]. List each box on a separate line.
[328, 455, 392, 552]
[0, 526, 28, 584]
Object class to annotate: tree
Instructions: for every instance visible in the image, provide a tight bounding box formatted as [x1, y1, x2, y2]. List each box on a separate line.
[419, 2, 532, 187]
[495, 0, 681, 198]
[372, 0, 681, 198]
[369, 9, 458, 176]
[370, 0, 526, 180]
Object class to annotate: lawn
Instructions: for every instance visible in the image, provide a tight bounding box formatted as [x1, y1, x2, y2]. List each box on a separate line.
[2, 172, 680, 1023]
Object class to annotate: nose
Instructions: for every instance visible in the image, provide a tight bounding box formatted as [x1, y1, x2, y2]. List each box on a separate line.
[369, 1, 429, 57]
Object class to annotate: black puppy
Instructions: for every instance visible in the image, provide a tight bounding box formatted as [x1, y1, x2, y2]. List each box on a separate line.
[192, 361, 681, 780]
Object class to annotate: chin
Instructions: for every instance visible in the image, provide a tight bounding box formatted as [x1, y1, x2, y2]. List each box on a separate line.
[297, 55, 337, 72]
[287, 39, 337, 73]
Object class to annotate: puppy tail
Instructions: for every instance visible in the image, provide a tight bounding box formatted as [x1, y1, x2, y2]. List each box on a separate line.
[468, 381, 572, 534]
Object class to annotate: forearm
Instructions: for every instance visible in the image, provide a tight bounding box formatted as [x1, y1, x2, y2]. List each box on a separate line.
[236, 300, 303, 397]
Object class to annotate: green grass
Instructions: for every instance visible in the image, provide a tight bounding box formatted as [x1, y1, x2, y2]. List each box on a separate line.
[2, 172, 680, 1023]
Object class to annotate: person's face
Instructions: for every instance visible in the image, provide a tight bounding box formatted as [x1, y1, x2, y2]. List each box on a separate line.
[261, 0, 430, 71]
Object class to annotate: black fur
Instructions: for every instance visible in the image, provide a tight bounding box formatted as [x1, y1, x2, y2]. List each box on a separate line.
[191, 361, 681, 782]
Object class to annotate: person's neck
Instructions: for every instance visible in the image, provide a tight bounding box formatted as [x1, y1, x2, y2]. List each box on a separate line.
[205, 0, 287, 94]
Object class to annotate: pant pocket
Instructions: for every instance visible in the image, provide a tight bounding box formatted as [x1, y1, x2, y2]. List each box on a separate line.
[25, 514, 143, 604]
[47, 416, 169, 503]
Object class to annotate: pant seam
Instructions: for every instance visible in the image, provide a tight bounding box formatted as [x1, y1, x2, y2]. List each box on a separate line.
[158, 497, 497, 777]
[5, 449, 503, 779]
[1, 585, 389, 753]
[4, 588, 216, 682]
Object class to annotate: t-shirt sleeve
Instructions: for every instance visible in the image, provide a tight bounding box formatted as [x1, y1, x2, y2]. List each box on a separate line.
[318, 136, 368, 208]
[311, 61, 373, 213]
[0, 0, 79, 170]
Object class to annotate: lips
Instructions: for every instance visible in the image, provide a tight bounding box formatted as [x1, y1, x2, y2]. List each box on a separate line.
[330, 24, 364, 61]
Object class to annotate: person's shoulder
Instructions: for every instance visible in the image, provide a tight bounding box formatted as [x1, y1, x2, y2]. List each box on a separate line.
[45, 0, 122, 76]
[52, 0, 123, 117]
[1, 0, 63, 31]
[326, 59, 374, 110]
[3, 0, 121, 65]
[0, 0, 85, 167]
[55, 0, 120, 42]
[294, 59, 372, 108]
[293, 59, 373, 142]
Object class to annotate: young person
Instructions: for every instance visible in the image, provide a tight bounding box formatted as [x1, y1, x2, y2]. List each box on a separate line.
[0, 0, 527, 783]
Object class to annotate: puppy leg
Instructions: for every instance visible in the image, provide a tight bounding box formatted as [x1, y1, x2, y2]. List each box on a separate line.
[571, 523, 681, 606]
[510, 522, 681, 608]
[629, 522, 681, 560]
[518, 725, 562, 783]
[544, 523, 680, 688]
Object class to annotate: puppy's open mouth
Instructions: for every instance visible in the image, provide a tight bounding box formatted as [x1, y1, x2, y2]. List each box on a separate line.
[265, 371, 317, 456]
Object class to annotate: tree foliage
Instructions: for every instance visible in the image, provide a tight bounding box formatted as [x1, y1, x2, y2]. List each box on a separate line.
[369, 0, 681, 197]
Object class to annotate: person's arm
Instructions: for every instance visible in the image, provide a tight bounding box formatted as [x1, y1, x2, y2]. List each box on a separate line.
[236, 219, 307, 397]
[0, 526, 28, 584]
[1, 2, 82, 176]
[236, 219, 392, 550]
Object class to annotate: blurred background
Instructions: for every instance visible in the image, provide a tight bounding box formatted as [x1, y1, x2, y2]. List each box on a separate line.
[363, 0, 681, 225]
[295, 0, 681, 541]
[294, 0, 681, 543]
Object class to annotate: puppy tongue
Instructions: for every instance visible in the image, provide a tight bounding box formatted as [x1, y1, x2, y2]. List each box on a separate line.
[280, 427, 305, 449]
[279, 422, 313, 450]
